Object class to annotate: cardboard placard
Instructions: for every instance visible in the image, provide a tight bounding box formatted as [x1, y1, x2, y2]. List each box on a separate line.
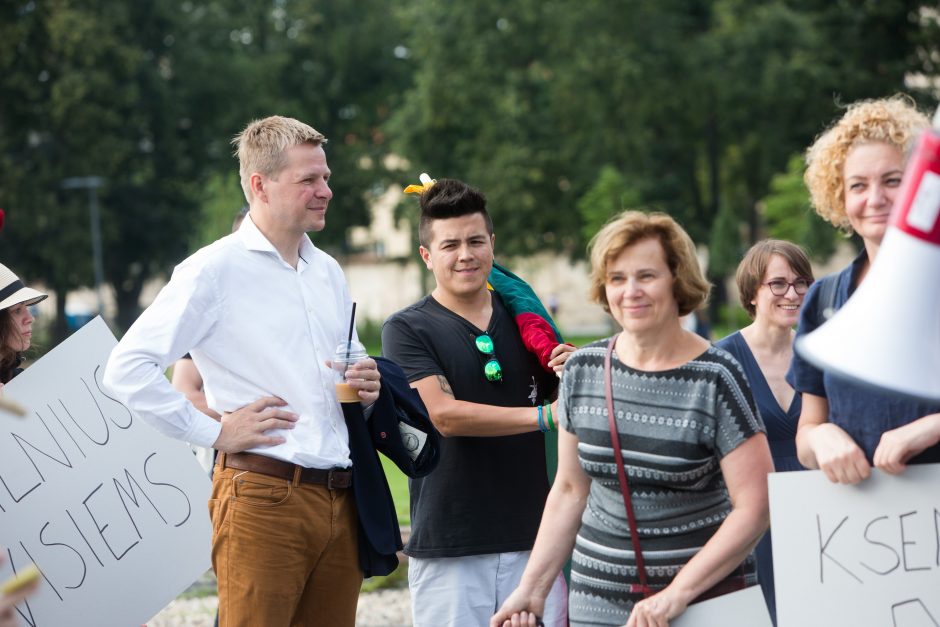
[672, 585, 772, 627]
[770, 465, 940, 627]
[0, 317, 212, 626]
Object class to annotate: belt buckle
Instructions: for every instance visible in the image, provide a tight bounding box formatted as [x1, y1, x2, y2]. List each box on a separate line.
[327, 469, 342, 490]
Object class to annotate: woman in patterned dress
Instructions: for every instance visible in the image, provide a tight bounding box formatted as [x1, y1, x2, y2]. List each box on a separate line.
[492, 211, 773, 627]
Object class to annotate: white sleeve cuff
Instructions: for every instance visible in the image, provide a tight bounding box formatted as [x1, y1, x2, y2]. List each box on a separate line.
[186, 412, 223, 449]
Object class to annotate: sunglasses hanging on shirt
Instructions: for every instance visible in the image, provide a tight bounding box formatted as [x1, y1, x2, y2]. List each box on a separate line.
[474, 333, 503, 383]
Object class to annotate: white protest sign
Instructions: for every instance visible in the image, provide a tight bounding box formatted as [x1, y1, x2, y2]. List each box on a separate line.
[672, 585, 772, 627]
[770, 465, 940, 627]
[0, 317, 212, 627]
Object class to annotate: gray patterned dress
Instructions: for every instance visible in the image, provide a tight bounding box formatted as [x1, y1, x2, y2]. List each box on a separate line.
[558, 338, 765, 626]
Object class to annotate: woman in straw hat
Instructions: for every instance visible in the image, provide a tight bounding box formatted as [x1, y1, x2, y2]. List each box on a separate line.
[0, 262, 48, 385]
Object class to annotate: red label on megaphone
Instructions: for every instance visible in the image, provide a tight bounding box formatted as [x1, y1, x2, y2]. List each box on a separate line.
[891, 130, 940, 245]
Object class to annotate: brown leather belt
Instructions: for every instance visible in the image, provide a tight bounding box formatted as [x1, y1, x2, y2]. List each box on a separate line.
[220, 452, 352, 489]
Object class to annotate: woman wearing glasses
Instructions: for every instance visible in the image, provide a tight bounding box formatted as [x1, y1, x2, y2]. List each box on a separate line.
[493, 211, 772, 627]
[715, 239, 813, 625]
[790, 96, 940, 484]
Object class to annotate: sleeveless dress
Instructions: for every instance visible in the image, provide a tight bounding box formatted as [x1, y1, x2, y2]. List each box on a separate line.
[716, 331, 803, 626]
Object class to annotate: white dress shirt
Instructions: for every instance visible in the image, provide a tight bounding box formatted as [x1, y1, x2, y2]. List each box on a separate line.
[104, 215, 357, 468]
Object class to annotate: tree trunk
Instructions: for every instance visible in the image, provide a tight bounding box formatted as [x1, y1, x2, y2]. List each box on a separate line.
[707, 272, 727, 335]
[706, 111, 720, 222]
[53, 285, 69, 344]
[114, 279, 145, 335]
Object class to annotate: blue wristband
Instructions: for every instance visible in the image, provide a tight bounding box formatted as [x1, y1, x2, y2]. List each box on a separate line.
[537, 404, 546, 432]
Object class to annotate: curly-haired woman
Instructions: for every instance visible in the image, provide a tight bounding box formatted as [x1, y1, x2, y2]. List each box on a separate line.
[789, 95, 940, 484]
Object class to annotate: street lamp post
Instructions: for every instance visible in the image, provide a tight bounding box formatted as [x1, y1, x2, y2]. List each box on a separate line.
[61, 176, 107, 317]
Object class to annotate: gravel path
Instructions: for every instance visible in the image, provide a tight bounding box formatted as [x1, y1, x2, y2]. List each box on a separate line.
[149, 532, 414, 625]
[147, 587, 412, 627]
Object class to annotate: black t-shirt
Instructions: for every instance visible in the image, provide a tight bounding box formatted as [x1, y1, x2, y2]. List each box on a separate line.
[382, 293, 557, 558]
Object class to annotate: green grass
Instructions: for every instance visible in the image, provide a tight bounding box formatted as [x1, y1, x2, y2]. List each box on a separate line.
[381, 453, 411, 526]
[563, 333, 607, 347]
[361, 562, 409, 591]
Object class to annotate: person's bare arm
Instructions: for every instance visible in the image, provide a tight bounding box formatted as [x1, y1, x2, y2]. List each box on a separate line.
[171, 359, 221, 421]
[796, 393, 870, 484]
[547, 343, 576, 375]
[412, 374, 550, 437]
[626, 434, 773, 627]
[491, 428, 590, 626]
[874, 412, 940, 474]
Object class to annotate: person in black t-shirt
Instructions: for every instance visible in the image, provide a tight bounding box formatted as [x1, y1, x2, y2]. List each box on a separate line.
[382, 178, 574, 627]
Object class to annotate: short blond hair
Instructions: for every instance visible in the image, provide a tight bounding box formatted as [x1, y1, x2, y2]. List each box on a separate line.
[232, 116, 327, 201]
[588, 211, 710, 316]
[804, 95, 929, 232]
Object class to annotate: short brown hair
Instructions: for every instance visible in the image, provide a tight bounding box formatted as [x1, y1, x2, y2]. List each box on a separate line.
[804, 95, 929, 232]
[232, 116, 327, 202]
[735, 239, 814, 318]
[588, 211, 710, 316]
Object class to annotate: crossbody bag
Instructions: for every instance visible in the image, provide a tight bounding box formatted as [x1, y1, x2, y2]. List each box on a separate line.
[603, 335, 747, 602]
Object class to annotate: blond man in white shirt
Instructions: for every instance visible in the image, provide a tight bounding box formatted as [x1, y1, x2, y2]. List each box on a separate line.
[104, 116, 381, 627]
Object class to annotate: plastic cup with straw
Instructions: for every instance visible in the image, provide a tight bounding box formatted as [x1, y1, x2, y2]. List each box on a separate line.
[332, 303, 367, 403]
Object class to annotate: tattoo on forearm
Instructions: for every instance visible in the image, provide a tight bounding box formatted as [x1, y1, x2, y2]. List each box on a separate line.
[437, 375, 454, 397]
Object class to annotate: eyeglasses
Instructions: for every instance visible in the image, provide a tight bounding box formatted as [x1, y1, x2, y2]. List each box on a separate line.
[474, 334, 503, 383]
[763, 278, 812, 296]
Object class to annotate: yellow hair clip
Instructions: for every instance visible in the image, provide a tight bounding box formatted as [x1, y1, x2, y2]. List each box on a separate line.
[404, 172, 436, 195]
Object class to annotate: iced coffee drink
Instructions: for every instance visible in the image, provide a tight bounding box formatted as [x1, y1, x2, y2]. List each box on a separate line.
[332, 340, 368, 404]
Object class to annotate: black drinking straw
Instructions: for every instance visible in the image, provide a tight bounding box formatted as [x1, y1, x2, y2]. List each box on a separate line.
[345, 302, 357, 366]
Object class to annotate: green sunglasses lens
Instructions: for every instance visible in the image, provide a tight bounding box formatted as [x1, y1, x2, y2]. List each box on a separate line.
[475, 334, 495, 354]
[474, 334, 501, 382]
[484, 358, 503, 382]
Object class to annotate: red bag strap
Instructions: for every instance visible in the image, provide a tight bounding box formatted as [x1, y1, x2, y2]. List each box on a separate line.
[605, 335, 652, 597]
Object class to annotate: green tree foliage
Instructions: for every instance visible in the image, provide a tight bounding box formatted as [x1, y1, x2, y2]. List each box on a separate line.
[190, 172, 247, 250]
[186, 0, 412, 249]
[1, 0, 937, 338]
[762, 155, 839, 260]
[0, 1, 197, 335]
[389, 0, 937, 319]
[576, 166, 642, 245]
[0, 0, 410, 336]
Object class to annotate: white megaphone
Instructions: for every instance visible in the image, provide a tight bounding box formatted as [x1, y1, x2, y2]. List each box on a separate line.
[795, 111, 940, 403]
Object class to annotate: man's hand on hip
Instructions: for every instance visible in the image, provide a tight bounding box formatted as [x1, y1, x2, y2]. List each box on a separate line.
[213, 396, 299, 453]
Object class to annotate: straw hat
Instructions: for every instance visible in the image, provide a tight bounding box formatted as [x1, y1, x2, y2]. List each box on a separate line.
[0, 263, 48, 312]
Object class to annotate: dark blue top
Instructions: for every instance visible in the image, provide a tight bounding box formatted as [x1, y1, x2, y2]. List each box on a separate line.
[716, 331, 803, 472]
[786, 251, 940, 464]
